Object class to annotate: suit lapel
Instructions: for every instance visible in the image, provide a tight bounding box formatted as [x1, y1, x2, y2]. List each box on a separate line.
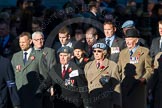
[64, 62, 73, 79]
[112, 37, 119, 47]
[57, 64, 62, 79]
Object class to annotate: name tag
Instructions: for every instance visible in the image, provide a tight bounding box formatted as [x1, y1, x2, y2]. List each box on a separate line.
[130, 57, 139, 64]
[111, 47, 120, 54]
[69, 70, 79, 77]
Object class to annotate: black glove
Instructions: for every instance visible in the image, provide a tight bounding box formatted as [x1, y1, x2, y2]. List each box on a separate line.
[13, 106, 21, 108]
[99, 75, 110, 86]
[35, 89, 43, 98]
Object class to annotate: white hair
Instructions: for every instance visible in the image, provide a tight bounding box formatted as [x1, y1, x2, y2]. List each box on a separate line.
[32, 31, 44, 39]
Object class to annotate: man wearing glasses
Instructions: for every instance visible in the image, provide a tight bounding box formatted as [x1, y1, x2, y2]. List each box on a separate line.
[32, 31, 56, 108]
[84, 42, 121, 108]
[32, 31, 56, 70]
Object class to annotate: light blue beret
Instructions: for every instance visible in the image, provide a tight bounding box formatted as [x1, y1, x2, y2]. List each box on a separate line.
[121, 20, 135, 28]
[92, 43, 107, 50]
[57, 46, 73, 54]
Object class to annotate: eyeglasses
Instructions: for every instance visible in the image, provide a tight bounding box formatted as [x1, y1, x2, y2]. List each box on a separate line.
[33, 38, 44, 42]
[93, 50, 103, 53]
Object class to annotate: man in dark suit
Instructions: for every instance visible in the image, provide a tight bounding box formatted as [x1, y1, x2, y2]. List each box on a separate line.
[0, 55, 21, 108]
[98, 21, 126, 63]
[53, 26, 75, 62]
[84, 27, 99, 60]
[36, 46, 90, 108]
[150, 20, 162, 60]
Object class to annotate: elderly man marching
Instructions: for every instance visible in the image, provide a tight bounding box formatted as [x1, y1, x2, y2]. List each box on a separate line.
[35, 46, 91, 108]
[84, 43, 121, 108]
[118, 28, 153, 108]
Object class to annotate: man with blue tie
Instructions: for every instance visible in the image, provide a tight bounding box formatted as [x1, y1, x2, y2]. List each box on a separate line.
[98, 21, 126, 63]
[11, 32, 48, 108]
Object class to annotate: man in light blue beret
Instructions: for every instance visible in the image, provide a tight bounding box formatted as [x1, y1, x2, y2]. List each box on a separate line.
[121, 20, 135, 29]
[92, 43, 107, 50]
[84, 42, 121, 108]
[122, 20, 148, 47]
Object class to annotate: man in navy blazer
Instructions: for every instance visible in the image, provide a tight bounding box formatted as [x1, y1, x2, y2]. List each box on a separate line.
[0, 55, 20, 108]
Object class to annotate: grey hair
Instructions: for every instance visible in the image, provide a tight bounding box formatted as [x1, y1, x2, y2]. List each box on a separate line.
[32, 31, 44, 39]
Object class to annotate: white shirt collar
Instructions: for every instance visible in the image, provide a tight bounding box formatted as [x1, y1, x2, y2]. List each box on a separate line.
[23, 48, 32, 60]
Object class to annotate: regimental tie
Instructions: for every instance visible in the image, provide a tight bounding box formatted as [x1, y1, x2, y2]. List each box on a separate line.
[130, 50, 133, 56]
[23, 52, 28, 64]
[62, 65, 66, 78]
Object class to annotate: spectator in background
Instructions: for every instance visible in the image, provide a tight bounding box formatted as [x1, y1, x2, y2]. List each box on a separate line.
[74, 27, 85, 42]
[84, 27, 98, 60]
[0, 18, 20, 59]
[32, 19, 42, 33]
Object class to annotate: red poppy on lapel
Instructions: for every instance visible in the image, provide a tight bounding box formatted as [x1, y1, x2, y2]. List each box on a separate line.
[30, 56, 35, 60]
[16, 65, 21, 72]
[137, 52, 141, 56]
[68, 67, 72, 73]
[100, 66, 105, 70]
[136, 52, 141, 59]
[84, 58, 89, 62]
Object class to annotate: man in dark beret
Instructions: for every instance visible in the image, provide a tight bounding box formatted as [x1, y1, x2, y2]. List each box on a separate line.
[36, 46, 91, 108]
